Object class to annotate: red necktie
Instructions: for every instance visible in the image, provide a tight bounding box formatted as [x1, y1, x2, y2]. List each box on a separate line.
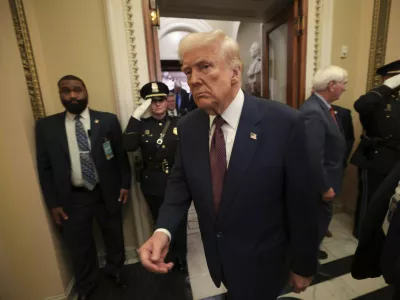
[210, 115, 226, 212]
[329, 107, 339, 128]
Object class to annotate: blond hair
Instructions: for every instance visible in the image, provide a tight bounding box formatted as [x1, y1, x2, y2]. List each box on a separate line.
[312, 65, 348, 91]
[178, 30, 243, 71]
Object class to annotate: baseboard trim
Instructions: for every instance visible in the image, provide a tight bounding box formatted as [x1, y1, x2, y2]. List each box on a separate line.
[45, 277, 75, 300]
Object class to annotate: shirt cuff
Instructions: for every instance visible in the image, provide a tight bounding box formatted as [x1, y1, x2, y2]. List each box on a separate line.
[154, 228, 171, 241]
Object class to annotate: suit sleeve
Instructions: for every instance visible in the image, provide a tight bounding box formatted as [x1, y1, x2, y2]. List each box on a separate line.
[110, 115, 131, 189]
[285, 114, 319, 277]
[354, 85, 393, 115]
[35, 120, 59, 209]
[156, 124, 192, 238]
[123, 116, 142, 152]
[302, 109, 330, 194]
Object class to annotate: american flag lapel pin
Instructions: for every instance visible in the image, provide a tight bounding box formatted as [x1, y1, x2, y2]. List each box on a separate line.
[250, 132, 257, 140]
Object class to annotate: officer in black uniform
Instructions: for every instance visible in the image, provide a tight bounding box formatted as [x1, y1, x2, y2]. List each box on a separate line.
[351, 60, 400, 237]
[123, 81, 188, 272]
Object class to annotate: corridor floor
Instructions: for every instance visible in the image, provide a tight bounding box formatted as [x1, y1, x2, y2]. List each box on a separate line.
[88, 210, 394, 300]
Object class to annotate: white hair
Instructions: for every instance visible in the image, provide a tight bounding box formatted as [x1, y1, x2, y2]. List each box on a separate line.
[178, 30, 243, 71]
[312, 65, 348, 91]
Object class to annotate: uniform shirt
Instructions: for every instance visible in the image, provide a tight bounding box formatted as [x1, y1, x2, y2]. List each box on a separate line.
[156, 89, 244, 240]
[65, 107, 98, 186]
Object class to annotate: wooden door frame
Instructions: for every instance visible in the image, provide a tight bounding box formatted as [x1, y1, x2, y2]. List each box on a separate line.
[262, 0, 307, 108]
[142, 0, 162, 81]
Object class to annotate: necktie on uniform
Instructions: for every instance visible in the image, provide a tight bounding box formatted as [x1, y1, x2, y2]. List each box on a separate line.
[75, 115, 97, 190]
[210, 115, 227, 212]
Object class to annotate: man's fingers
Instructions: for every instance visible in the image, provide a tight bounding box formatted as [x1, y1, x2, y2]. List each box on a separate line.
[123, 192, 128, 204]
[140, 248, 173, 273]
[151, 240, 164, 261]
[54, 214, 61, 225]
[60, 210, 69, 220]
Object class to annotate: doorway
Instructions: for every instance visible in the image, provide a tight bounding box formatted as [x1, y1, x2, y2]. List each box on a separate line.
[263, 0, 307, 108]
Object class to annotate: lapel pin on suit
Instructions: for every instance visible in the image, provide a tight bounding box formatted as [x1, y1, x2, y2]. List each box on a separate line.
[250, 132, 257, 140]
[95, 119, 100, 124]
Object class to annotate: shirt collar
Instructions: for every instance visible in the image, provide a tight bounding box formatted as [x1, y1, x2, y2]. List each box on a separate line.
[314, 92, 331, 109]
[209, 89, 244, 130]
[66, 107, 90, 121]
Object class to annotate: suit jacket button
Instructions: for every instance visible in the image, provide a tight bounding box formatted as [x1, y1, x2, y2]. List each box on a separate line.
[217, 232, 222, 238]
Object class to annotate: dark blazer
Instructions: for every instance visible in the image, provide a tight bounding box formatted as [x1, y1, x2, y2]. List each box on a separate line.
[156, 94, 318, 299]
[299, 94, 347, 196]
[352, 161, 400, 284]
[331, 104, 355, 164]
[171, 89, 197, 115]
[36, 109, 131, 214]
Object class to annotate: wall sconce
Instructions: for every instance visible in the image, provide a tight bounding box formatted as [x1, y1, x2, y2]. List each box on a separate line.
[150, 6, 160, 27]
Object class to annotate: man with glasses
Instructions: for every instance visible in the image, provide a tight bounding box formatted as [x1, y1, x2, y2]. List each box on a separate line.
[35, 75, 131, 300]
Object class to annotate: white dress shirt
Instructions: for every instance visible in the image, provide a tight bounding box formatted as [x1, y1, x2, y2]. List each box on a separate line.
[168, 109, 178, 117]
[156, 89, 245, 240]
[65, 107, 98, 187]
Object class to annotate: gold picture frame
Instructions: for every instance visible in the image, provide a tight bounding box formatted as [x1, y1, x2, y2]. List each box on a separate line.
[366, 0, 392, 91]
[9, 0, 45, 120]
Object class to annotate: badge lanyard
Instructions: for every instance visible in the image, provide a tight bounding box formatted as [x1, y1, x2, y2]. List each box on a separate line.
[156, 119, 171, 147]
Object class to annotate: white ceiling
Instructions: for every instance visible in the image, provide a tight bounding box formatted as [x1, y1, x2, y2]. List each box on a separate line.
[158, 0, 293, 22]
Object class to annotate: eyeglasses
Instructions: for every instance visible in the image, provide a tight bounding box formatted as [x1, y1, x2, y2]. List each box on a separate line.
[59, 86, 85, 95]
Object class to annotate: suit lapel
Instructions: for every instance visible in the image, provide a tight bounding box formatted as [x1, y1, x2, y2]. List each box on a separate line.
[314, 96, 342, 135]
[314, 96, 346, 151]
[89, 110, 101, 150]
[217, 95, 261, 225]
[333, 109, 345, 135]
[57, 112, 69, 159]
[191, 111, 216, 220]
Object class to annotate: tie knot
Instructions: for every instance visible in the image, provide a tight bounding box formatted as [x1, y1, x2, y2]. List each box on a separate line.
[213, 115, 225, 129]
[74, 115, 81, 121]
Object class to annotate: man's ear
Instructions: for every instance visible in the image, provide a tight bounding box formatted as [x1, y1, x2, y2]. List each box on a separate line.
[231, 66, 241, 84]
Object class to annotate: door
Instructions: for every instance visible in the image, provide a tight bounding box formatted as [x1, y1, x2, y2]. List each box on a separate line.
[263, 0, 307, 108]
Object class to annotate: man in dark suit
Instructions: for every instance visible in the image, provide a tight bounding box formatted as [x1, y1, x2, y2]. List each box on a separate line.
[139, 30, 318, 300]
[171, 81, 197, 115]
[36, 75, 131, 300]
[300, 66, 348, 260]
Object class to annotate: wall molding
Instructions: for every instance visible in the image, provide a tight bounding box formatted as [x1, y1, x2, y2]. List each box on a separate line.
[305, 0, 322, 96]
[313, 0, 322, 74]
[8, 0, 45, 120]
[366, 0, 392, 91]
[103, 0, 153, 249]
[45, 278, 75, 300]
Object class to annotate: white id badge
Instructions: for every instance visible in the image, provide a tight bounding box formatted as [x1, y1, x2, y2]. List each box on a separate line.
[103, 140, 114, 160]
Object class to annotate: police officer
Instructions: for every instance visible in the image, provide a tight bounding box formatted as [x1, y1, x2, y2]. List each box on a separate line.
[123, 81, 188, 272]
[351, 60, 400, 237]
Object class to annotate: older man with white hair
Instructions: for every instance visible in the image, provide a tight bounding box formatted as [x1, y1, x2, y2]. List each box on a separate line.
[300, 65, 348, 260]
[139, 30, 319, 299]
